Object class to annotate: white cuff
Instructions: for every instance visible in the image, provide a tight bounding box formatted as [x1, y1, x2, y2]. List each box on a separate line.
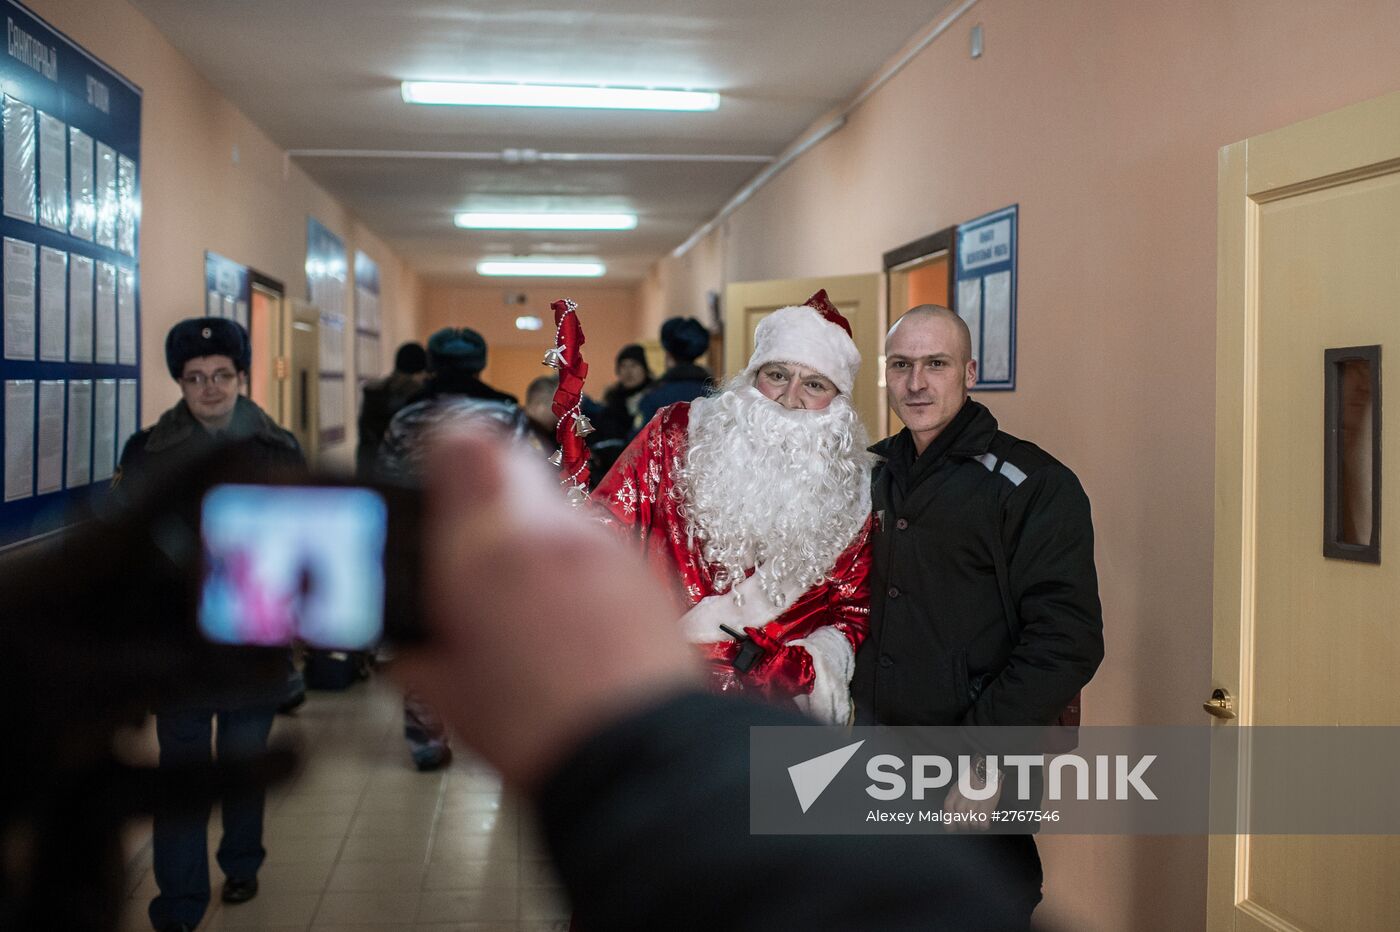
[788, 626, 855, 725]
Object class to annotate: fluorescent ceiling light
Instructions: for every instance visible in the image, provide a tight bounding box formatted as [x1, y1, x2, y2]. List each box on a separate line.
[515, 316, 544, 331]
[456, 212, 637, 231]
[477, 259, 606, 278]
[402, 81, 719, 112]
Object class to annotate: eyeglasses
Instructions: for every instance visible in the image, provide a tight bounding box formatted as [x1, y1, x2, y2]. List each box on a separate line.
[181, 370, 238, 388]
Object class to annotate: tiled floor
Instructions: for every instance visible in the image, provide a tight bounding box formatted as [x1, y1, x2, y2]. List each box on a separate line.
[119, 680, 570, 931]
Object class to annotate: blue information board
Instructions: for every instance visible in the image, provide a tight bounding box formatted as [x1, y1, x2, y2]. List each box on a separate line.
[306, 217, 346, 446]
[954, 204, 1017, 391]
[204, 250, 250, 329]
[0, 0, 142, 548]
[353, 249, 379, 386]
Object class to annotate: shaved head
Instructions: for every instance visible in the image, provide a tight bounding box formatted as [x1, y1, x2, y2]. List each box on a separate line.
[883, 305, 978, 453]
[887, 305, 972, 364]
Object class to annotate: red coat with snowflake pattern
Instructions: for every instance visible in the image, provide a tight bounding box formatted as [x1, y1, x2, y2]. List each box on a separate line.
[594, 402, 872, 711]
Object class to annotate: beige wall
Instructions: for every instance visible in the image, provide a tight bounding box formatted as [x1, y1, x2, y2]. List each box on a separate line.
[27, 0, 423, 455]
[642, 1, 1400, 928]
[638, 226, 725, 338]
[420, 281, 643, 404]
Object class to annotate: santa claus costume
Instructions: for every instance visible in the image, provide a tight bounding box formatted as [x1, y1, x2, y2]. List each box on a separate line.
[595, 292, 873, 724]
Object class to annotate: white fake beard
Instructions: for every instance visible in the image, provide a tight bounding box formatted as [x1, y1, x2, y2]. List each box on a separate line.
[678, 378, 872, 603]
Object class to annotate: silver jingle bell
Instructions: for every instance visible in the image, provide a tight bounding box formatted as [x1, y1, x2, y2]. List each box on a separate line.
[542, 345, 566, 369]
[565, 484, 589, 506]
[573, 413, 595, 437]
[548, 448, 564, 467]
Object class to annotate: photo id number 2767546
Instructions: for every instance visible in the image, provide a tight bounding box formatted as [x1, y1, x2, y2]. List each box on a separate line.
[990, 810, 1061, 823]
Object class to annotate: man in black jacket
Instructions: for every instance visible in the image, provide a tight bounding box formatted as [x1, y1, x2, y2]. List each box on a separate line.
[354, 341, 426, 478]
[851, 305, 1105, 923]
[118, 317, 305, 932]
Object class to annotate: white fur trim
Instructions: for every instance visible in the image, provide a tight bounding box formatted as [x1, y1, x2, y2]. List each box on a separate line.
[677, 563, 801, 644]
[789, 626, 856, 725]
[744, 305, 860, 396]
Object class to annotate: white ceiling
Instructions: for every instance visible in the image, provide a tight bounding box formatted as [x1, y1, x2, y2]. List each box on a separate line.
[128, 0, 952, 282]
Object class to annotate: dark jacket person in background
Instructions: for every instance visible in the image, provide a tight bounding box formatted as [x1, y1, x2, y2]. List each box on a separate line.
[594, 343, 653, 440]
[405, 327, 515, 408]
[376, 326, 522, 483]
[583, 344, 653, 483]
[634, 317, 712, 431]
[117, 317, 305, 932]
[377, 326, 526, 770]
[355, 341, 426, 478]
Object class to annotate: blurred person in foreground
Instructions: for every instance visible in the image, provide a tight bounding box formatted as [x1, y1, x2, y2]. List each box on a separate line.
[355, 341, 427, 478]
[117, 317, 305, 931]
[594, 291, 872, 723]
[377, 326, 525, 770]
[390, 430, 1034, 931]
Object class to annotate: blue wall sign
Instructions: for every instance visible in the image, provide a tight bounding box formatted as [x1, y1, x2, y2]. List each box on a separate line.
[954, 204, 1017, 391]
[0, 0, 142, 549]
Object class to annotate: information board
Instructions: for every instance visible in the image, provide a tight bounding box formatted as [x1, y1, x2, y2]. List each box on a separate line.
[353, 249, 379, 385]
[306, 217, 345, 446]
[954, 204, 1017, 391]
[0, 0, 142, 548]
[205, 250, 249, 330]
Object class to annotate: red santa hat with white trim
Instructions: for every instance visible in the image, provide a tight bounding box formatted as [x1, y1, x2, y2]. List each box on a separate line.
[742, 289, 860, 395]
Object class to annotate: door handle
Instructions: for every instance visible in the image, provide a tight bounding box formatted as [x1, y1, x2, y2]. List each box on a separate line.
[1203, 687, 1236, 720]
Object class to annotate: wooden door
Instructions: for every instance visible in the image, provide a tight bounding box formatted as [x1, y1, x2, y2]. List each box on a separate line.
[1212, 90, 1400, 931]
[723, 273, 883, 435]
[288, 299, 319, 463]
[249, 283, 286, 425]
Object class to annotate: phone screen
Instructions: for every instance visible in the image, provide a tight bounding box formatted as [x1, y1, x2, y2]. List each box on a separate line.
[199, 484, 387, 650]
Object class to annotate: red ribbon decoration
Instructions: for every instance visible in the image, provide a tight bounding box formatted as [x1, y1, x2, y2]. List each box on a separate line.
[549, 298, 590, 491]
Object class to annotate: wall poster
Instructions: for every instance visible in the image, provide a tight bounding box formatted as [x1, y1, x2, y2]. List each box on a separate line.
[0, 1, 142, 549]
[954, 204, 1017, 391]
[353, 250, 380, 386]
[306, 217, 346, 447]
[205, 250, 250, 330]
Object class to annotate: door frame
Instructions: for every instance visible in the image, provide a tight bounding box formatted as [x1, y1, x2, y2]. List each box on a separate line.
[1211, 89, 1400, 931]
[883, 226, 955, 310]
[248, 269, 286, 426]
[288, 299, 321, 463]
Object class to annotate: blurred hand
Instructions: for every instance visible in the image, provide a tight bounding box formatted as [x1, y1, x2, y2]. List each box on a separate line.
[390, 431, 699, 790]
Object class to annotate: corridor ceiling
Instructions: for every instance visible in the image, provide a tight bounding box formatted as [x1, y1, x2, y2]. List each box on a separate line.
[128, 0, 953, 282]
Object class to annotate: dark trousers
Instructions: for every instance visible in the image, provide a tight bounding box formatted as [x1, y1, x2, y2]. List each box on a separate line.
[148, 705, 276, 929]
[1000, 834, 1044, 927]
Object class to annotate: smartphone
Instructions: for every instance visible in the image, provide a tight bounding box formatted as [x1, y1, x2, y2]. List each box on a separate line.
[197, 481, 423, 649]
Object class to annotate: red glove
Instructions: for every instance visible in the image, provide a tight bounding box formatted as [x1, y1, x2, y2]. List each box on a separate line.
[741, 626, 814, 698]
